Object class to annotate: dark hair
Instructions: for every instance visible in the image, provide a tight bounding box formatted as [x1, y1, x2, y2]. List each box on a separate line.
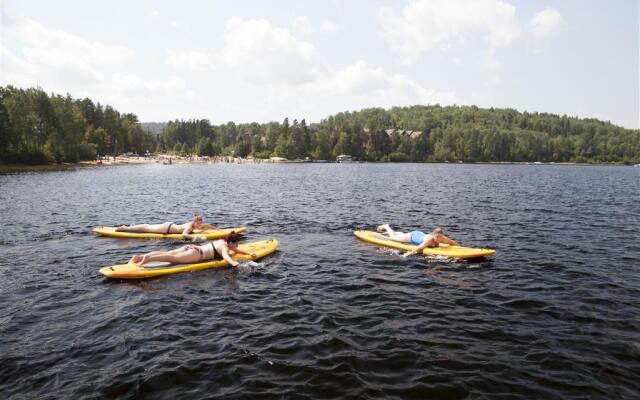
[225, 231, 241, 244]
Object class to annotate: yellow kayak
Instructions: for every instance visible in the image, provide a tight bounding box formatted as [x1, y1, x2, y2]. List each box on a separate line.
[354, 230, 495, 259]
[93, 226, 246, 239]
[99, 239, 279, 279]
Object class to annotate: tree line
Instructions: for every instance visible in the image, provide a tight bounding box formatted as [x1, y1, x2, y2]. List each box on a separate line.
[1, 85, 638, 164]
[0, 86, 155, 163]
[156, 106, 639, 164]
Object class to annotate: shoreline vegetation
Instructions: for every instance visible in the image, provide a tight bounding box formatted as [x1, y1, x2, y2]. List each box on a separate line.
[1, 85, 639, 167]
[0, 155, 631, 174]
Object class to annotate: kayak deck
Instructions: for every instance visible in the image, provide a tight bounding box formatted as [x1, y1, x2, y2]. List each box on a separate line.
[93, 226, 246, 239]
[354, 230, 495, 259]
[100, 239, 279, 279]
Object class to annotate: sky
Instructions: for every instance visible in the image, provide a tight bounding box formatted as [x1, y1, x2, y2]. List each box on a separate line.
[1, 0, 638, 128]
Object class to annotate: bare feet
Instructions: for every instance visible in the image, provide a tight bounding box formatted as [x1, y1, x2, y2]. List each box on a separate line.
[129, 255, 143, 264]
[377, 224, 390, 232]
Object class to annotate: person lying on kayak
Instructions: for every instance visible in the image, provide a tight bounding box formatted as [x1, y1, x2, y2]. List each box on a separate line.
[376, 224, 459, 257]
[116, 214, 219, 239]
[128, 231, 256, 267]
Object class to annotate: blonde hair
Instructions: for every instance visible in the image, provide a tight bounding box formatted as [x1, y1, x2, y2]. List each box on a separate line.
[431, 227, 443, 236]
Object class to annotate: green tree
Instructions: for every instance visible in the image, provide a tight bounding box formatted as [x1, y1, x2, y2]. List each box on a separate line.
[311, 131, 333, 160]
[196, 137, 214, 156]
[333, 131, 350, 158]
[173, 142, 183, 154]
[0, 92, 15, 160]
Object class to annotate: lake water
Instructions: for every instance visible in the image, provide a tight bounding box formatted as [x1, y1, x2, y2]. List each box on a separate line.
[0, 163, 638, 399]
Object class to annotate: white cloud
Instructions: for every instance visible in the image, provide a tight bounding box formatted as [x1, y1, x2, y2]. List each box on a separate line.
[100, 74, 188, 116]
[293, 16, 338, 35]
[332, 61, 456, 105]
[220, 17, 326, 84]
[262, 61, 456, 120]
[216, 18, 454, 118]
[1, 18, 134, 86]
[293, 16, 314, 35]
[320, 20, 338, 34]
[166, 49, 216, 71]
[530, 8, 562, 37]
[214, 18, 454, 120]
[379, 0, 519, 62]
[0, 18, 189, 120]
[86, 73, 190, 121]
[0, 16, 457, 123]
[109, 74, 185, 96]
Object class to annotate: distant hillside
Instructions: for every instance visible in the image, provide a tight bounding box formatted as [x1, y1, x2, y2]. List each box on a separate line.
[2, 84, 638, 164]
[153, 105, 640, 163]
[140, 122, 167, 134]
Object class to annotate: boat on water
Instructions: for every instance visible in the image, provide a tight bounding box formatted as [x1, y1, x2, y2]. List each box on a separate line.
[336, 154, 353, 163]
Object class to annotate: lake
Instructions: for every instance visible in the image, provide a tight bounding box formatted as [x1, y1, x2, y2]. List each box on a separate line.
[0, 163, 638, 399]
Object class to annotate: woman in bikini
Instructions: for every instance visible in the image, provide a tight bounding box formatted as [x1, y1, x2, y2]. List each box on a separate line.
[128, 231, 257, 267]
[376, 224, 459, 257]
[115, 215, 219, 237]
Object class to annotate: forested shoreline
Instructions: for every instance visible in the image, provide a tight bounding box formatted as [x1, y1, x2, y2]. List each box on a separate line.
[1, 85, 638, 165]
[0, 86, 155, 164]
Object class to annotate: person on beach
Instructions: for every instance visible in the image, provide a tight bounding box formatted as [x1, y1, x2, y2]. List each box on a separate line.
[116, 214, 219, 239]
[128, 231, 256, 267]
[376, 224, 460, 257]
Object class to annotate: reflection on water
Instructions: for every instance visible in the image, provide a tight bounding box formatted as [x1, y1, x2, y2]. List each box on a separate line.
[1, 163, 639, 399]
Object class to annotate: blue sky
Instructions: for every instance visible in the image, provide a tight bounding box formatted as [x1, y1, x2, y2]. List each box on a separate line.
[1, 0, 638, 128]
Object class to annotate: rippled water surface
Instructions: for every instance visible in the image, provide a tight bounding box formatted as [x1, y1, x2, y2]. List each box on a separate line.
[1, 163, 639, 399]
